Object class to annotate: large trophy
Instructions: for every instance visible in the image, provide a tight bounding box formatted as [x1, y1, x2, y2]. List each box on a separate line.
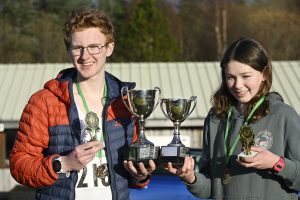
[238, 125, 257, 159]
[159, 96, 197, 166]
[121, 86, 161, 166]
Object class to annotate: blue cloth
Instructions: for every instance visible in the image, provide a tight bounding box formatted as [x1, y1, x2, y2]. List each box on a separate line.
[130, 175, 207, 200]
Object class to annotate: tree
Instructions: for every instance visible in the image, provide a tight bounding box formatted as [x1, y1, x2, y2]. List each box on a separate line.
[226, 2, 300, 60]
[0, 0, 94, 63]
[178, 0, 217, 61]
[116, 0, 179, 62]
[0, 0, 38, 62]
[244, 8, 300, 60]
[95, 0, 128, 62]
[1, 0, 300, 63]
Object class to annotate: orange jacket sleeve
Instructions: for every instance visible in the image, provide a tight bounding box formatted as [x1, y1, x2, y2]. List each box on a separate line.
[10, 90, 62, 188]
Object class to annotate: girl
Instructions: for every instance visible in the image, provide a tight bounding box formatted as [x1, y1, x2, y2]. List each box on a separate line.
[167, 37, 300, 200]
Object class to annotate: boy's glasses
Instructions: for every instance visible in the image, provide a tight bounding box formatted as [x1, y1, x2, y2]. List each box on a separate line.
[70, 43, 108, 56]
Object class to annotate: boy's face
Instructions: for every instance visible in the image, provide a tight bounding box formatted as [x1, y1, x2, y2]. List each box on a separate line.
[69, 27, 114, 80]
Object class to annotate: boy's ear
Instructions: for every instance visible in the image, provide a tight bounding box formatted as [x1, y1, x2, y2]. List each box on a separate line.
[106, 42, 114, 57]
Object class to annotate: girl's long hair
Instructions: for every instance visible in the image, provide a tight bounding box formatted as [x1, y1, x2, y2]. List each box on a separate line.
[211, 37, 272, 122]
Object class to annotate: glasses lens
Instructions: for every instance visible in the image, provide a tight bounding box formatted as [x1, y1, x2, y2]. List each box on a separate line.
[71, 47, 81, 56]
[87, 45, 101, 55]
[70, 44, 107, 56]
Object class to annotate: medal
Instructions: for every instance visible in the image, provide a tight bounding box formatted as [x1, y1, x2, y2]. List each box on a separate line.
[85, 111, 100, 141]
[222, 97, 266, 185]
[96, 163, 108, 178]
[85, 111, 108, 178]
[76, 81, 110, 179]
[222, 168, 230, 185]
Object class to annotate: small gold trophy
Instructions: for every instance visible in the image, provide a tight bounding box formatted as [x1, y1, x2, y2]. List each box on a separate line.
[238, 125, 257, 159]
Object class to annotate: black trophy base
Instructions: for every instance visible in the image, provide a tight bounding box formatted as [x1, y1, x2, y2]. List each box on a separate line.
[125, 145, 160, 167]
[158, 146, 189, 166]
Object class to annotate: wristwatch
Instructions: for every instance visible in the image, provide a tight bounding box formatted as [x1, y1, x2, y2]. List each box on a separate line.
[273, 156, 285, 173]
[52, 157, 70, 177]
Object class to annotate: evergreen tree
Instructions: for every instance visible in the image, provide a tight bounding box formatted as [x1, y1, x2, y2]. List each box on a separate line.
[116, 0, 179, 62]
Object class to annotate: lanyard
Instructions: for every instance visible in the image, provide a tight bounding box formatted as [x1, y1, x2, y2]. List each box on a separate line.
[75, 80, 107, 158]
[75, 81, 107, 113]
[224, 96, 265, 165]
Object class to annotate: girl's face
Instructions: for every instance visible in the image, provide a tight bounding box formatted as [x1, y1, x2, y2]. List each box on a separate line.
[225, 60, 265, 109]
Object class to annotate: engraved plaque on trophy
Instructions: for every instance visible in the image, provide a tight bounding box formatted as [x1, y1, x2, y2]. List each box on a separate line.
[121, 86, 161, 166]
[159, 96, 197, 166]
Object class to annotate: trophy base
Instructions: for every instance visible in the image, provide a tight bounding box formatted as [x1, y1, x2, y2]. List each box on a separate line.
[238, 151, 257, 160]
[158, 146, 189, 166]
[125, 145, 160, 167]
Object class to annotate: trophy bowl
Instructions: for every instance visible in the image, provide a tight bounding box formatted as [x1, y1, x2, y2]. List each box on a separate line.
[121, 86, 161, 166]
[159, 96, 197, 166]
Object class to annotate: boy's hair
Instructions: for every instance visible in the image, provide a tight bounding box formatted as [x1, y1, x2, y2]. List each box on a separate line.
[63, 7, 115, 49]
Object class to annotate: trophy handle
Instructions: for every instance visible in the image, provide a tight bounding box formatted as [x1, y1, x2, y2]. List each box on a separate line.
[187, 96, 197, 118]
[160, 99, 170, 120]
[153, 86, 161, 111]
[121, 86, 138, 117]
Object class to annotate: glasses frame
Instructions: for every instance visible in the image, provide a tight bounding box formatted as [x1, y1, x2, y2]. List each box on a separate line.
[69, 43, 108, 56]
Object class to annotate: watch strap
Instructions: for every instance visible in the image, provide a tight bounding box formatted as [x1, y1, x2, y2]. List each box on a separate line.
[53, 156, 70, 178]
[273, 156, 285, 173]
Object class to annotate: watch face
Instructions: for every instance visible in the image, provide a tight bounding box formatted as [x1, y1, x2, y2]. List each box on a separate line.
[53, 160, 62, 173]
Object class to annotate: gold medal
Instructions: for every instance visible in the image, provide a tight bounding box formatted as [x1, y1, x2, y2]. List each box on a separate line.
[222, 168, 230, 185]
[96, 163, 108, 178]
[85, 111, 100, 141]
[76, 82, 109, 178]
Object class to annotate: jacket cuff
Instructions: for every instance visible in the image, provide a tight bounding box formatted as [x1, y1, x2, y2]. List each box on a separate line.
[129, 174, 151, 188]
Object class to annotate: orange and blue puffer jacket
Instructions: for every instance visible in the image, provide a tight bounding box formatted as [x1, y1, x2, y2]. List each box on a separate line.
[10, 68, 149, 200]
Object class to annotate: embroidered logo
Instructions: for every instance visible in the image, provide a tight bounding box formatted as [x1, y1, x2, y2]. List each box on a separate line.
[254, 130, 273, 150]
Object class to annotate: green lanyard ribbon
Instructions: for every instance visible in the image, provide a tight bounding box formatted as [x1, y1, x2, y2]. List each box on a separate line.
[75, 81, 107, 113]
[224, 96, 265, 165]
[75, 80, 107, 158]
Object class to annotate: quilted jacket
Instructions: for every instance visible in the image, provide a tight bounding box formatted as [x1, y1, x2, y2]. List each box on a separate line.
[10, 68, 149, 200]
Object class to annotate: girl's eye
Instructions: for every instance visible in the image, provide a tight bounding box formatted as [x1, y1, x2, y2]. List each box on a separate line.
[226, 76, 234, 80]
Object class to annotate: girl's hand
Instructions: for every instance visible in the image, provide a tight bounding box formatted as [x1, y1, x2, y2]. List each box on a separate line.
[166, 157, 196, 184]
[237, 146, 280, 170]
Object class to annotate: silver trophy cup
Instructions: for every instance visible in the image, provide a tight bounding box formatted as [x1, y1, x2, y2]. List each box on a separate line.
[159, 96, 197, 166]
[121, 86, 161, 166]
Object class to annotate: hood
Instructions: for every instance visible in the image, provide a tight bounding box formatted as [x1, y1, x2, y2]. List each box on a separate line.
[267, 92, 284, 106]
[43, 67, 136, 105]
[43, 68, 75, 105]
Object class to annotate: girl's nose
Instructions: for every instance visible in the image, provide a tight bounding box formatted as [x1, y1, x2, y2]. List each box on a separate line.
[234, 78, 243, 89]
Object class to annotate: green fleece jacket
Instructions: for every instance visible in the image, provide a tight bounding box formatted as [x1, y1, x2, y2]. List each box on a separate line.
[186, 92, 300, 200]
